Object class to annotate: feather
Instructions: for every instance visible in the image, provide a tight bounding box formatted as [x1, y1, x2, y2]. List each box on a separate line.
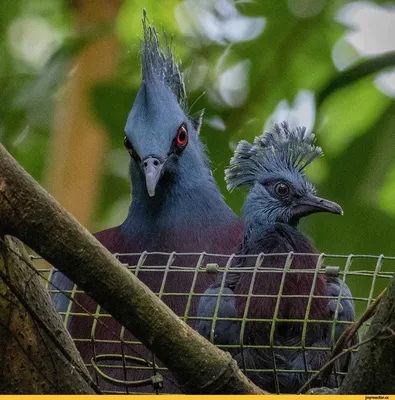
[141, 9, 187, 111]
[225, 121, 322, 191]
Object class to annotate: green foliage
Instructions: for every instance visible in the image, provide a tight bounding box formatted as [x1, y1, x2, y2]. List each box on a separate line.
[1, 0, 395, 305]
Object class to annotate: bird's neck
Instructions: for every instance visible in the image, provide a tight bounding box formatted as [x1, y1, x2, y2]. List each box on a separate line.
[242, 202, 277, 244]
[242, 192, 300, 244]
[122, 164, 237, 237]
[238, 199, 329, 336]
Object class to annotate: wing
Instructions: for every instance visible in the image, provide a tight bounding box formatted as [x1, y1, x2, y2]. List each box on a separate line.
[326, 277, 356, 341]
[277, 279, 357, 391]
[325, 277, 357, 380]
[196, 286, 240, 346]
[49, 270, 74, 325]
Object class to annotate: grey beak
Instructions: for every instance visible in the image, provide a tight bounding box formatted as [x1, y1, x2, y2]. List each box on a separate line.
[295, 194, 343, 218]
[142, 157, 164, 197]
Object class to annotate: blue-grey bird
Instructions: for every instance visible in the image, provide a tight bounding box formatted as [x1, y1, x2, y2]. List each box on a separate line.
[51, 12, 243, 393]
[196, 122, 355, 393]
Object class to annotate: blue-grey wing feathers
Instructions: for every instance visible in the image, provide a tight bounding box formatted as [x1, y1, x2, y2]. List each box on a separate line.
[196, 286, 240, 346]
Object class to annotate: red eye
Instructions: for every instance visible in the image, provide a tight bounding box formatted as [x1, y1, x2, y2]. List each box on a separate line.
[124, 136, 140, 161]
[124, 136, 132, 150]
[176, 124, 188, 147]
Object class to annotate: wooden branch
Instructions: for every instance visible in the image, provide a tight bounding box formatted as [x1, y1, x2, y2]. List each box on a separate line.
[0, 144, 264, 394]
[0, 235, 97, 394]
[338, 270, 395, 393]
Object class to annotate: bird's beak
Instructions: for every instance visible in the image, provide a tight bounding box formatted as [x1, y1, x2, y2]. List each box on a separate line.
[294, 194, 343, 218]
[142, 157, 164, 197]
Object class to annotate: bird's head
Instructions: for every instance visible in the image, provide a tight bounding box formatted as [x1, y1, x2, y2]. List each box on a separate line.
[225, 122, 343, 227]
[124, 12, 205, 198]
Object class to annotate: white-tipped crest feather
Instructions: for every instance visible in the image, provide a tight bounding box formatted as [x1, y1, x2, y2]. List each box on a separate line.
[225, 122, 322, 191]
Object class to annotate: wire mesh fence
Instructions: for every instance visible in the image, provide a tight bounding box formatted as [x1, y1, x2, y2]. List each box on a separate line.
[32, 251, 394, 394]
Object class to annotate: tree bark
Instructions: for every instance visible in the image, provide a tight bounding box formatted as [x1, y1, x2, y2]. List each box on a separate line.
[0, 235, 97, 394]
[0, 144, 264, 394]
[338, 272, 395, 393]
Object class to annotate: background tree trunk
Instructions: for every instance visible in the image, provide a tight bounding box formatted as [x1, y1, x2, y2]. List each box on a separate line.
[45, 0, 122, 228]
[0, 235, 98, 394]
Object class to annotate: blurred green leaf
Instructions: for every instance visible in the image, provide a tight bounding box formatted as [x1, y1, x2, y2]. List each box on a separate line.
[317, 51, 395, 105]
[91, 82, 135, 147]
[317, 76, 391, 155]
[2, 0, 395, 268]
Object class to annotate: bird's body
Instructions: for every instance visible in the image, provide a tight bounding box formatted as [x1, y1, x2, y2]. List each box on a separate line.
[196, 123, 355, 393]
[53, 193, 242, 393]
[51, 13, 242, 394]
[94, 185, 243, 314]
[232, 224, 331, 394]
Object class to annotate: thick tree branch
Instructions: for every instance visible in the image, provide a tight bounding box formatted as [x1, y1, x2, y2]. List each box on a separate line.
[0, 235, 97, 394]
[0, 144, 264, 394]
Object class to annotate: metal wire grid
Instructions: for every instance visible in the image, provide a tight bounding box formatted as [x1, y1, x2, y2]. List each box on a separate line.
[33, 252, 394, 394]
